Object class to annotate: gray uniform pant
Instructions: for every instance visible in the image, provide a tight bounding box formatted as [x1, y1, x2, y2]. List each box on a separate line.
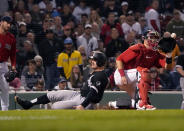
[180, 77, 184, 109]
[0, 62, 9, 111]
[47, 90, 85, 109]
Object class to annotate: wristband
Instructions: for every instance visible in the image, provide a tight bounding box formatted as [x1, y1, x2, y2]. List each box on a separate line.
[118, 69, 125, 76]
[166, 57, 172, 64]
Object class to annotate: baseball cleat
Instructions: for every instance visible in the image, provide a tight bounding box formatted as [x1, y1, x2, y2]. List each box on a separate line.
[145, 104, 156, 110]
[108, 101, 118, 109]
[136, 100, 156, 110]
[14, 96, 33, 110]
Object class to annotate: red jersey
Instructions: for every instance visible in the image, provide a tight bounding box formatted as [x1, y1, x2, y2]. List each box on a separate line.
[117, 44, 166, 70]
[0, 32, 16, 66]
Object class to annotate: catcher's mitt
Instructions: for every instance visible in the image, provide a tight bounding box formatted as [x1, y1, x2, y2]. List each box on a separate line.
[158, 37, 176, 53]
[4, 71, 17, 82]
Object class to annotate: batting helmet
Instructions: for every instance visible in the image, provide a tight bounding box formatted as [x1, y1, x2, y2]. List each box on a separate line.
[158, 37, 176, 53]
[89, 51, 106, 67]
[4, 71, 17, 82]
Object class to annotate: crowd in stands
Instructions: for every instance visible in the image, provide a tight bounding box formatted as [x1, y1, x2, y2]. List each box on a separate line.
[1, 0, 184, 91]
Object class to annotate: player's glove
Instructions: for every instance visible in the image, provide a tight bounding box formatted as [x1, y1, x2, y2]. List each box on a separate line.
[158, 37, 176, 53]
[4, 70, 17, 82]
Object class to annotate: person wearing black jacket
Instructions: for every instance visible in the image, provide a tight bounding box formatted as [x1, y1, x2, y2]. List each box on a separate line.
[105, 28, 129, 58]
[38, 29, 63, 90]
[15, 51, 109, 110]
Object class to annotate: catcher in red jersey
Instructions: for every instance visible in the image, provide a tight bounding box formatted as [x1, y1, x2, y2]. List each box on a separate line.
[0, 16, 16, 111]
[114, 30, 173, 110]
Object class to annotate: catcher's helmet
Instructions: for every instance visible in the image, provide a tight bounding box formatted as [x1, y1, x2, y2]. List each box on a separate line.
[145, 30, 160, 50]
[89, 51, 106, 67]
[4, 71, 16, 82]
[158, 37, 176, 53]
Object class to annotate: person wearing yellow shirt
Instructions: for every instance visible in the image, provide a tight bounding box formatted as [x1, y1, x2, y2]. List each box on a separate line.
[57, 37, 83, 79]
[162, 32, 180, 70]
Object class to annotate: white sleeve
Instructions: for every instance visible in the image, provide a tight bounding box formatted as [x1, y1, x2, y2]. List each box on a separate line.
[149, 10, 158, 20]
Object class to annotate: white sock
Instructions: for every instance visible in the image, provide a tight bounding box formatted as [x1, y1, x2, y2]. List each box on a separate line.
[131, 99, 135, 108]
[31, 98, 38, 104]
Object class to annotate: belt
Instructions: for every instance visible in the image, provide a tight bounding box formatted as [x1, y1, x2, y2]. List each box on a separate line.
[0, 61, 4, 63]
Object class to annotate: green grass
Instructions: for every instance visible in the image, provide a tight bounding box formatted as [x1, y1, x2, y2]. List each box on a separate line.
[0, 110, 184, 131]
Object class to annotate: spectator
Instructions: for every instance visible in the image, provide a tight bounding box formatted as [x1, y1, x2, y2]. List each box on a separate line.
[38, 0, 56, 10]
[88, 10, 103, 29]
[21, 59, 44, 91]
[60, 4, 76, 26]
[139, 17, 149, 36]
[74, 23, 85, 37]
[78, 45, 88, 67]
[57, 37, 83, 79]
[54, 77, 72, 90]
[149, 67, 161, 91]
[163, 32, 180, 70]
[32, 79, 45, 91]
[106, 28, 129, 58]
[34, 55, 44, 75]
[16, 22, 27, 52]
[166, 9, 184, 39]
[145, 0, 160, 32]
[27, 32, 39, 55]
[70, 65, 83, 89]
[39, 29, 62, 90]
[22, 40, 37, 61]
[119, 15, 126, 25]
[105, 57, 116, 77]
[60, 25, 77, 49]
[16, 40, 36, 76]
[30, 4, 43, 25]
[14, 11, 24, 24]
[24, 12, 40, 33]
[80, 13, 89, 27]
[121, 10, 142, 38]
[21, 55, 44, 77]
[88, 9, 103, 40]
[48, 52, 61, 90]
[72, 0, 90, 22]
[35, 18, 53, 44]
[13, 0, 28, 15]
[102, 0, 119, 18]
[44, 2, 56, 16]
[77, 24, 98, 57]
[27, 0, 35, 11]
[100, 12, 123, 47]
[0, 0, 9, 16]
[125, 31, 137, 46]
[53, 16, 63, 37]
[118, 1, 129, 16]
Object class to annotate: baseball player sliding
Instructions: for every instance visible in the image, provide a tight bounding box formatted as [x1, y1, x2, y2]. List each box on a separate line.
[15, 51, 109, 110]
[0, 16, 16, 111]
[114, 30, 174, 110]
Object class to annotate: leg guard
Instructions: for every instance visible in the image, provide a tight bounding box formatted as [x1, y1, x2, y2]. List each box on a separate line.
[137, 68, 151, 105]
[138, 80, 150, 105]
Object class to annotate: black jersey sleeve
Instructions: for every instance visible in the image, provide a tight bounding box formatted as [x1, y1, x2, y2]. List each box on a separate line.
[81, 71, 108, 108]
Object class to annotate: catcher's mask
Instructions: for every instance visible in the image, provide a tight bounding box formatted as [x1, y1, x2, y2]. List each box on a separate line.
[145, 30, 160, 51]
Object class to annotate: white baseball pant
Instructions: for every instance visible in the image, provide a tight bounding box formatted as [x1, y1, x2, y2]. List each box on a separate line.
[0, 62, 9, 111]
